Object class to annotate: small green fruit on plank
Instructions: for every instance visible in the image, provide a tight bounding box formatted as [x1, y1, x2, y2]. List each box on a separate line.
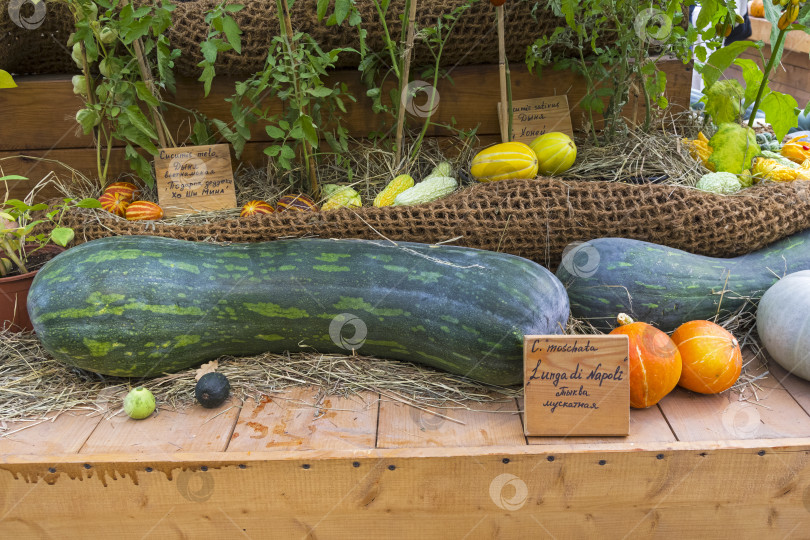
[757, 270, 810, 381]
[29, 236, 569, 385]
[556, 229, 810, 332]
[124, 387, 156, 420]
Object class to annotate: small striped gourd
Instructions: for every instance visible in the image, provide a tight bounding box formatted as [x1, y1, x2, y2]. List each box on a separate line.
[470, 142, 538, 182]
[125, 201, 163, 221]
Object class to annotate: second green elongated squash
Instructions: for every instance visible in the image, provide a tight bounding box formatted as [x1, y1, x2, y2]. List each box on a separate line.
[29, 236, 569, 385]
[555, 229, 810, 332]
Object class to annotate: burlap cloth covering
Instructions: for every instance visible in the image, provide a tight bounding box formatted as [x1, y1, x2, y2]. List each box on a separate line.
[63, 178, 810, 271]
[2, 0, 560, 76]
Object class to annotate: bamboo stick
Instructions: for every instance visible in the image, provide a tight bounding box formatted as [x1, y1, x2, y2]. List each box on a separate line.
[119, 0, 171, 149]
[279, 0, 319, 196]
[497, 5, 509, 143]
[394, 0, 419, 167]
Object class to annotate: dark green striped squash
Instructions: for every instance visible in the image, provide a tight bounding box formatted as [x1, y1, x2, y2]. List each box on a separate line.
[29, 236, 569, 385]
[556, 229, 810, 332]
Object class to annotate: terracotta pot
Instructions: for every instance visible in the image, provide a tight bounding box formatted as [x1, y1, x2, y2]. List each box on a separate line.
[0, 245, 65, 332]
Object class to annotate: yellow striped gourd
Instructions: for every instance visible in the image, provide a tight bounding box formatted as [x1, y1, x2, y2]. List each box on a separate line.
[374, 174, 414, 207]
[470, 142, 539, 182]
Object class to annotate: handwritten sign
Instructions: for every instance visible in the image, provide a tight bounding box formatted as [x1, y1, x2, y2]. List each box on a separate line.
[155, 144, 237, 218]
[497, 96, 574, 143]
[523, 335, 629, 436]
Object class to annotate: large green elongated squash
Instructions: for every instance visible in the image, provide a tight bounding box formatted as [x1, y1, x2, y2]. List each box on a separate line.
[29, 236, 569, 385]
[556, 229, 810, 332]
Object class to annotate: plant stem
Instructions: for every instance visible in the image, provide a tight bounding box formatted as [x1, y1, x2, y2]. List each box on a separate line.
[0, 238, 26, 274]
[394, 0, 418, 166]
[748, 27, 788, 127]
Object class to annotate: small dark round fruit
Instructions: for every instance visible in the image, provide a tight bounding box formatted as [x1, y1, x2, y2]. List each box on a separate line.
[195, 373, 231, 409]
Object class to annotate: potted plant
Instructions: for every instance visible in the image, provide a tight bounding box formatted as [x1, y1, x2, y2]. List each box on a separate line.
[0, 175, 100, 331]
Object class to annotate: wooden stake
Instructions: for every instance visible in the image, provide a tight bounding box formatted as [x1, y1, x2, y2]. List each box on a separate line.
[279, 0, 319, 196]
[497, 5, 509, 143]
[120, 0, 171, 149]
[394, 0, 418, 167]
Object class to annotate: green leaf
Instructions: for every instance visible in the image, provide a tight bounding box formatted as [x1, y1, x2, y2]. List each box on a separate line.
[134, 81, 160, 107]
[50, 227, 75, 247]
[760, 91, 799, 141]
[702, 41, 759, 90]
[733, 58, 765, 108]
[77, 198, 102, 208]
[316, 0, 329, 21]
[124, 106, 158, 140]
[708, 123, 760, 174]
[222, 16, 242, 54]
[198, 64, 216, 97]
[702, 80, 744, 124]
[0, 175, 27, 181]
[280, 145, 296, 160]
[335, 0, 351, 24]
[0, 70, 17, 89]
[265, 125, 286, 139]
[200, 40, 218, 64]
[264, 145, 282, 157]
[299, 115, 319, 149]
[306, 86, 334, 98]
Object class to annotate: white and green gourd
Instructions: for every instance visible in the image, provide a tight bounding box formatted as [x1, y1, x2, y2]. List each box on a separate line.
[393, 176, 457, 206]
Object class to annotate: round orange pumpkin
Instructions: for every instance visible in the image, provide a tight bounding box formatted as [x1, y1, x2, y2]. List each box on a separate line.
[749, 0, 764, 18]
[98, 191, 130, 218]
[240, 200, 275, 217]
[671, 320, 742, 394]
[103, 181, 138, 203]
[126, 201, 164, 221]
[609, 314, 682, 408]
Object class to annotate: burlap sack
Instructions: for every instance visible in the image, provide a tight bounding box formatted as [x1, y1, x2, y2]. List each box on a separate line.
[64, 178, 810, 271]
[1, 0, 560, 76]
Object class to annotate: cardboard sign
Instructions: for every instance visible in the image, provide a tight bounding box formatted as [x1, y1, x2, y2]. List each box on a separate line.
[523, 335, 630, 436]
[497, 96, 574, 143]
[155, 144, 237, 218]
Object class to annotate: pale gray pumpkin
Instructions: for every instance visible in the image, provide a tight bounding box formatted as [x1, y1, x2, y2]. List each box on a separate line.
[757, 270, 810, 381]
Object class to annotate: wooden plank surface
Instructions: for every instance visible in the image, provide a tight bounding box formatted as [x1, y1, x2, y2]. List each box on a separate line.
[658, 356, 810, 442]
[376, 399, 525, 449]
[526, 401, 677, 446]
[2, 444, 810, 538]
[79, 402, 240, 454]
[227, 388, 379, 452]
[0, 411, 102, 456]
[767, 358, 810, 416]
[0, 60, 692, 152]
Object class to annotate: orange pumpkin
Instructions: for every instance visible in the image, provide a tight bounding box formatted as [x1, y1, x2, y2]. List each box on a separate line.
[749, 0, 764, 18]
[126, 201, 164, 221]
[780, 135, 810, 165]
[671, 320, 742, 394]
[276, 194, 318, 212]
[98, 191, 130, 218]
[103, 181, 138, 203]
[240, 200, 275, 217]
[609, 313, 682, 408]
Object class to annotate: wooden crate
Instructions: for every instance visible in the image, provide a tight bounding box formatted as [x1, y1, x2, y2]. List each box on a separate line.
[0, 60, 693, 201]
[2, 350, 810, 538]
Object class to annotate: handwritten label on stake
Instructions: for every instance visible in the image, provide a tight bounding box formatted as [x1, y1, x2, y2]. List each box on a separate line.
[523, 335, 629, 436]
[497, 96, 574, 143]
[155, 144, 237, 218]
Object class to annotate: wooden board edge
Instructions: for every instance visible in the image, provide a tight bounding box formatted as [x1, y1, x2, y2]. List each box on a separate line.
[3, 437, 810, 466]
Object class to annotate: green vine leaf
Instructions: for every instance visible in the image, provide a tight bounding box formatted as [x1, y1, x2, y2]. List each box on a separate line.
[701, 41, 759, 90]
[733, 58, 765, 108]
[702, 80, 744, 125]
[760, 91, 799, 141]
